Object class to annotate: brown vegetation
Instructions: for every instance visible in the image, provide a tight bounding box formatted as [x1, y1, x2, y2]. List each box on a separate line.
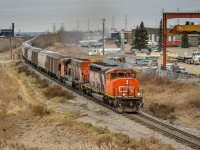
[30, 104, 51, 116]
[31, 34, 57, 49]
[0, 38, 22, 51]
[31, 31, 85, 49]
[138, 73, 200, 127]
[149, 102, 176, 120]
[44, 85, 75, 99]
[17, 65, 75, 100]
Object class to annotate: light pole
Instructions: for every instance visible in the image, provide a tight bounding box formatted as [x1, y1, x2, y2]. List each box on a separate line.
[102, 19, 105, 55]
[10, 27, 12, 59]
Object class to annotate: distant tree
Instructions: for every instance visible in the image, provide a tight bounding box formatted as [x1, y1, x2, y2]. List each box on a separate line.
[133, 21, 148, 50]
[57, 24, 65, 43]
[115, 33, 121, 48]
[132, 26, 140, 49]
[139, 21, 148, 49]
[157, 19, 163, 52]
[181, 34, 189, 48]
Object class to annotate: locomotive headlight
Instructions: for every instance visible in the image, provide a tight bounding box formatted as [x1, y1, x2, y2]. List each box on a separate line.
[123, 93, 126, 96]
[137, 93, 141, 97]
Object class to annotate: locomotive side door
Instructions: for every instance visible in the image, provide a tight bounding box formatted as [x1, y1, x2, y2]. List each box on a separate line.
[67, 64, 72, 82]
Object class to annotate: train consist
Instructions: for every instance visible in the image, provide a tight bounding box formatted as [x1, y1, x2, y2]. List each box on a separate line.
[22, 40, 143, 112]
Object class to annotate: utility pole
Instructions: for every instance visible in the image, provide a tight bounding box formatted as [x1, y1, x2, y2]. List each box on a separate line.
[53, 23, 56, 33]
[10, 27, 12, 59]
[77, 19, 79, 31]
[177, 8, 180, 25]
[125, 14, 127, 30]
[112, 15, 115, 28]
[102, 19, 105, 55]
[88, 19, 90, 32]
[18, 29, 20, 36]
[121, 29, 125, 51]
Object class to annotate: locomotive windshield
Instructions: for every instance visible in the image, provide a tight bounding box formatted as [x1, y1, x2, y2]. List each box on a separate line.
[110, 71, 136, 79]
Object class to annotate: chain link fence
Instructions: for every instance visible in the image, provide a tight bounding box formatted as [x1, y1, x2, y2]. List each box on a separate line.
[102, 58, 200, 85]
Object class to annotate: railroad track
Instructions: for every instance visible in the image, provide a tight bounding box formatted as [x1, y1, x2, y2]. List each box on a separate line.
[125, 113, 200, 149]
[24, 62, 200, 149]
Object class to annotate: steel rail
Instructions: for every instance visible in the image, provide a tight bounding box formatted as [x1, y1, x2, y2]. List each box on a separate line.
[125, 113, 200, 149]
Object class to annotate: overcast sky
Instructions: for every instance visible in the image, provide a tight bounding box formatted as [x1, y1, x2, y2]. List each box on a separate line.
[0, 0, 200, 32]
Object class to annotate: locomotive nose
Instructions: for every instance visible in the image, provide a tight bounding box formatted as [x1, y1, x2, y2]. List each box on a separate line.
[113, 78, 139, 97]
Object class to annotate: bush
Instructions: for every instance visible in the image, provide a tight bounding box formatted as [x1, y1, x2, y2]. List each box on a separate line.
[30, 104, 50, 116]
[25, 69, 31, 76]
[35, 78, 49, 88]
[17, 65, 28, 74]
[31, 34, 57, 49]
[188, 99, 200, 110]
[0, 38, 22, 51]
[149, 102, 175, 120]
[137, 73, 171, 85]
[44, 85, 75, 99]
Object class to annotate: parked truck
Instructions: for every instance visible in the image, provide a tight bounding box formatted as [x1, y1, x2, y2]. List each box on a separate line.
[185, 52, 200, 65]
[176, 52, 200, 65]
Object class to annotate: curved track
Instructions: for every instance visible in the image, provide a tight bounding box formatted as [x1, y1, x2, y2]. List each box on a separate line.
[125, 113, 200, 149]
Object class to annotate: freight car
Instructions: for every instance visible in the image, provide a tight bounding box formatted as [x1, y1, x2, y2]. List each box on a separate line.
[22, 41, 143, 112]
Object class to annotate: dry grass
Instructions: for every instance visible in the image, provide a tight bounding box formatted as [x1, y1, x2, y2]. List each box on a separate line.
[56, 113, 174, 150]
[188, 99, 200, 110]
[35, 78, 49, 88]
[44, 85, 75, 100]
[138, 73, 200, 127]
[0, 141, 40, 150]
[29, 104, 51, 116]
[149, 102, 176, 120]
[31, 34, 57, 49]
[17, 65, 29, 74]
[0, 38, 22, 51]
[93, 131, 174, 150]
[17, 65, 32, 76]
[137, 73, 171, 86]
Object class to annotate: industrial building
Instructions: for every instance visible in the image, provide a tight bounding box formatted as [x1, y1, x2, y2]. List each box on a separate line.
[111, 27, 199, 47]
[0, 23, 14, 37]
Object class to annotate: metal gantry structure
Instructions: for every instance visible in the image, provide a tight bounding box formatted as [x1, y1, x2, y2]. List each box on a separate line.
[162, 12, 200, 70]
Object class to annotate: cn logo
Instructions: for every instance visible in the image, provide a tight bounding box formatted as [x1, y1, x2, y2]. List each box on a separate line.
[118, 86, 134, 92]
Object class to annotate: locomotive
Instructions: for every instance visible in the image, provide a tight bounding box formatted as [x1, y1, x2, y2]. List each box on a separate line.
[22, 41, 143, 112]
